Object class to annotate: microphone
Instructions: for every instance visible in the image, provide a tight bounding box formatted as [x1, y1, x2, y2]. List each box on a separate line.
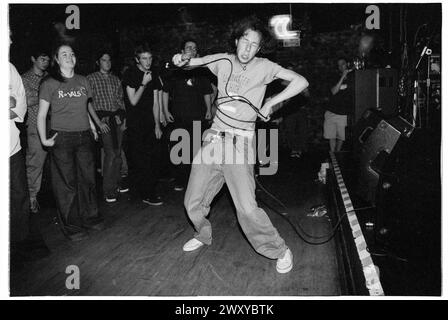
[165, 53, 192, 69]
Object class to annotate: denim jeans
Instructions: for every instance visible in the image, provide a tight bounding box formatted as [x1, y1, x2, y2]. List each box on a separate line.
[50, 130, 99, 233]
[26, 125, 48, 199]
[101, 124, 123, 198]
[184, 131, 288, 259]
[10, 150, 30, 243]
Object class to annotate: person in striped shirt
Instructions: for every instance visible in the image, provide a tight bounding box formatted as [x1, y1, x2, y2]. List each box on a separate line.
[21, 48, 50, 213]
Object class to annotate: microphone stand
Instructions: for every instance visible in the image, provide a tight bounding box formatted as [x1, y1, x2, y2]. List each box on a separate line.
[413, 29, 435, 128]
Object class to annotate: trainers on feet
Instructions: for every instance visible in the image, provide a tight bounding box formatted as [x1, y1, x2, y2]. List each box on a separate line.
[174, 185, 184, 191]
[142, 195, 163, 206]
[105, 197, 117, 203]
[119, 186, 129, 193]
[183, 238, 204, 252]
[276, 248, 293, 274]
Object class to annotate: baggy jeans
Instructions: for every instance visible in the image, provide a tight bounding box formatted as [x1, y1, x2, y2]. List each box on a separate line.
[184, 131, 288, 259]
[101, 123, 123, 198]
[50, 130, 99, 232]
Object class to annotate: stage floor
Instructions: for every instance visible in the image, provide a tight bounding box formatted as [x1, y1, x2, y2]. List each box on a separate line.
[10, 152, 341, 296]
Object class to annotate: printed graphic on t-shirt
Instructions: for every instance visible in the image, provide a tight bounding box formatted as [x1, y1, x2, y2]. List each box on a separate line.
[220, 73, 251, 94]
[57, 86, 88, 99]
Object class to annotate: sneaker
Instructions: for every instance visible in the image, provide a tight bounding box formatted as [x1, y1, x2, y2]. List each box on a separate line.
[119, 187, 129, 193]
[105, 197, 117, 203]
[276, 248, 293, 274]
[183, 238, 204, 252]
[119, 177, 129, 193]
[174, 185, 184, 191]
[142, 195, 163, 206]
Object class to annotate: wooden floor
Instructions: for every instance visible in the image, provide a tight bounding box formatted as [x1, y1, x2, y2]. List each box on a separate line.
[10, 152, 341, 296]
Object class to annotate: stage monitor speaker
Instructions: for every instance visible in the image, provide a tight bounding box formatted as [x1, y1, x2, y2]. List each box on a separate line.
[352, 108, 384, 157]
[374, 128, 441, 258]
[356, 115, 414, 204]
[353, 69, 398, 122]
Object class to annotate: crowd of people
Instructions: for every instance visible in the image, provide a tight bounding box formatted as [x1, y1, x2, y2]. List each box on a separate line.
[9, 15, 355, 273]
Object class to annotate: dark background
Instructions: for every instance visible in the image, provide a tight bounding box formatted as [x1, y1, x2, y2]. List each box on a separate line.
[8, 2, 441, 147]
[9, 3, 441, 72]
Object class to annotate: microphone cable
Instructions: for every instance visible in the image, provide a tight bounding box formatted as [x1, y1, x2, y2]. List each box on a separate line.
[173, 55, 355, 245]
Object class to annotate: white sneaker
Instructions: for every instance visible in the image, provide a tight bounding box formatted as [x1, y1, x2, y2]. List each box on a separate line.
[183, 238, 204, 252]
[105, 197, 117, 203]
[276, 248, 293, 274]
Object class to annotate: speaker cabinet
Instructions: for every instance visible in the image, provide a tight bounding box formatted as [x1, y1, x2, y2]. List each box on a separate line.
[354, 69, 398, 122]
[356, 116, 414, 204]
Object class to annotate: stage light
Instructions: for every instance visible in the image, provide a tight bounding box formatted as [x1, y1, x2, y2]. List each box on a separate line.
[269, 15, 299, 40]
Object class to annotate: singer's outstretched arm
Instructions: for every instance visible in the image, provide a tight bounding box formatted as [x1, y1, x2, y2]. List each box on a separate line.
[172, 54, 205, 69]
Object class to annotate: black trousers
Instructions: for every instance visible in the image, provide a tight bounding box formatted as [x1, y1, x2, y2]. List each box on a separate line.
[126, 125, 163, 198]
[50, 130, 99, 234]
[10, 150, 30, 243]
[169, 118, 209, 186]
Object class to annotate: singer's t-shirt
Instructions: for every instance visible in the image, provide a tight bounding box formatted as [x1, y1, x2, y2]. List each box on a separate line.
[201, 53, 283, 133]
[122, 65, 161, 128]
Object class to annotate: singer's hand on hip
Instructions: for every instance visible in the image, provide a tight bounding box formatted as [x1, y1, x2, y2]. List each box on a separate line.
[259, 103, 273, 122]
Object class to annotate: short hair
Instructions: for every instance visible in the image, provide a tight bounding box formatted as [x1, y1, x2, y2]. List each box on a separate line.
[30, 46, 50, 59]
[95, 50, 112, 62]
[337, 57, 348, 63]
[231, 15, 273, 52]
[180, 38, 198, 51]
[134, 43, 152, 59]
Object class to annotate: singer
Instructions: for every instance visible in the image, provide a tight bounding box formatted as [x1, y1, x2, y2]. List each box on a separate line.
[172, 16, 309, 273]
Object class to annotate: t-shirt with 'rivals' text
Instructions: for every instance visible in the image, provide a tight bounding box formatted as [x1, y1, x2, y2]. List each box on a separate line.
[39, 74, 92, 131]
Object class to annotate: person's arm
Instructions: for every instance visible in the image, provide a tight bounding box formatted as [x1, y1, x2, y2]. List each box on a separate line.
[10, 96, 18, 120]
[153, 90, 162, 139]
[37, 99, 57, 146]
[88, 101, 110, 133]
[161, 91, 174, 123]
[172, 54, 206, 69]
[260, 68, 309, 120]
[88, 113, 99, 141]
[157, 90, 166, 126]
[116, 79, 126, 110]
[331, 70, 351, 95]
[126, 71, 152, 106]
[204, 94, 212, 120]
[10, 67, 27, 122]
[22, 79, 39, 107]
